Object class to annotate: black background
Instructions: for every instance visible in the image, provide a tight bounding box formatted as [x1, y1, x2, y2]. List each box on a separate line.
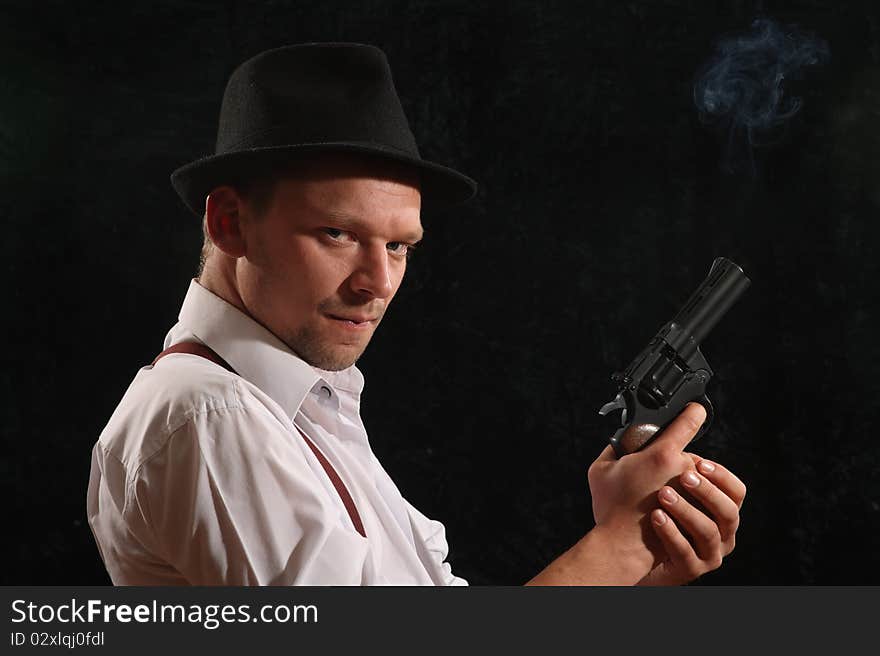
[3, 0, 878, 585]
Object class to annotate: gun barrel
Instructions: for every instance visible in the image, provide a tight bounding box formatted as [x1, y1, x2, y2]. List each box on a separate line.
[667, 257, 751, 350]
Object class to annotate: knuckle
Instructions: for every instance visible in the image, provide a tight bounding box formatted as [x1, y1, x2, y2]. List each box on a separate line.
[685, 560, 704, 580]
[650, 447, 680, 471]
[682, 414, 702, 435]
[729, 514, 741, 535]
[720, 517, 740, 545]
[725, 536, 737, 556]
[697, 523, 722, 549]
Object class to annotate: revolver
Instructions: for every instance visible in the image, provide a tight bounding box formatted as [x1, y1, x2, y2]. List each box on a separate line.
[598, 257, 751, 458]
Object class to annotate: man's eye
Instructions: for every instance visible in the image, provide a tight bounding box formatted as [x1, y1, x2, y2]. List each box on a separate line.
[388, 242, 417, 260]
[322, 228, 351, 241]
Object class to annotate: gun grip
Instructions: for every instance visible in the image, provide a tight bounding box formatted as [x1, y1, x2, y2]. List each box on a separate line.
[610, 394, 715, 458]
[610, 422, 661, 458]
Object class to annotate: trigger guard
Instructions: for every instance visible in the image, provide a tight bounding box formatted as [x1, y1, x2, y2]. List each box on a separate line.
[692, 394, 715, 442]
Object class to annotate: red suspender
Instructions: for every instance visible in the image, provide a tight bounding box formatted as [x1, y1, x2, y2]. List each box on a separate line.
[152, 342, 367, 538]
[292, 425, 367, 539]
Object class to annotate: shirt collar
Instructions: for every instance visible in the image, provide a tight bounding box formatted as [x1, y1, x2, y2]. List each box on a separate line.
[175, 279, 364, 419]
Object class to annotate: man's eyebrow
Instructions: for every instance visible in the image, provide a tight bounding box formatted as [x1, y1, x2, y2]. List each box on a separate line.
[324, 211, 424, 242]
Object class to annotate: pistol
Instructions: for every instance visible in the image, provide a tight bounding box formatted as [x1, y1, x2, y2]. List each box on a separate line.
[598, 257, 751, 458]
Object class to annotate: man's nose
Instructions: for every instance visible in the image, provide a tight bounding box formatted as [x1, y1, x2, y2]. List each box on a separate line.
[350, 244, 394, 299]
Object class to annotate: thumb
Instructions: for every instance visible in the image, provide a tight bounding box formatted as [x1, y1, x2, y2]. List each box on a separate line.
[648, 402, 707, 453]
[593, 444, 618, 463]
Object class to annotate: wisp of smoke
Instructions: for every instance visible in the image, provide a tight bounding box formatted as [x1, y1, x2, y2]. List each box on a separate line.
[693, 17, 830, 174]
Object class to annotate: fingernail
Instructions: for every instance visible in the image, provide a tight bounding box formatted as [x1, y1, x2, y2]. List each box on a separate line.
[653, 509, 667, 526]
[683, 471, 701, 488]
[660, 487, 678, 503]
[698, 460, 716, 474]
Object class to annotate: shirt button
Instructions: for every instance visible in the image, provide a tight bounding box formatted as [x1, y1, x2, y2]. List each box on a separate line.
[320, 385, 332, 398]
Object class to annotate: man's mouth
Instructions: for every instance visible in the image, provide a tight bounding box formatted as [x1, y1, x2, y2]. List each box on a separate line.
[326, 314, 378, 326]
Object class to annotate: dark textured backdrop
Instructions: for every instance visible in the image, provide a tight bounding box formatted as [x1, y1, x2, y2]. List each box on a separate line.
[3, 0, 878, 585]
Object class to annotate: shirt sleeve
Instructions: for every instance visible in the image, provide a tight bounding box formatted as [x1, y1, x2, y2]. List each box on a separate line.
[404, 499, 469, 586]
[124, 402, 371, 585]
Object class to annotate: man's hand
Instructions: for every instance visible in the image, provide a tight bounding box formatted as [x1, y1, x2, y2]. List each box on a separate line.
[586, 402, 745, 584]
[526, 402, 745, 586]
[636, 454, 746, 585]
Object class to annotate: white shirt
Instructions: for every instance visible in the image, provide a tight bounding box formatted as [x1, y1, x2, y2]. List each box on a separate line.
[87, 279, 467, 586]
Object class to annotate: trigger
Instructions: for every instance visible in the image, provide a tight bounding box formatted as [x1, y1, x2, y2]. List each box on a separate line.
[599, 393, 627, 424]
[598, 393, 624, 416]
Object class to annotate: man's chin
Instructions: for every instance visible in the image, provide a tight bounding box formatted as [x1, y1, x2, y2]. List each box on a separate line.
[311, 356, 359, 372]
[287, 340, 366, 372]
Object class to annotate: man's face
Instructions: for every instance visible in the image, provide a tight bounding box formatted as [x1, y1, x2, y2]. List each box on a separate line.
[235, 156, 423, 371]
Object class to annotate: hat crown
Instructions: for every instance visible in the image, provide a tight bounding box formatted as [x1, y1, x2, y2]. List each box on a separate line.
[215, 43, 419, 156]
[170, 42, 477, 216]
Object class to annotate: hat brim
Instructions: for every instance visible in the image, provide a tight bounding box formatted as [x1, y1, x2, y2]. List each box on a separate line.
[170, 142, 477, 217]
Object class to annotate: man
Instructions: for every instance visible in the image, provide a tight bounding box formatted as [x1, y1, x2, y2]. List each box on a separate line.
[87, 43, 745, 585]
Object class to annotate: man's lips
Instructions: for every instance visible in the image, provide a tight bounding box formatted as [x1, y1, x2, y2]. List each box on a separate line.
[326, 313, 379, 324]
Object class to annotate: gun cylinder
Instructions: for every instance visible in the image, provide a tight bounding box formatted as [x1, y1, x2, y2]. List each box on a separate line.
[666, 257, 751, 353]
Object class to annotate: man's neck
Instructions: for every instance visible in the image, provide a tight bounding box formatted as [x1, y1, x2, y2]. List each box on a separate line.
[197, 256, 249, 317]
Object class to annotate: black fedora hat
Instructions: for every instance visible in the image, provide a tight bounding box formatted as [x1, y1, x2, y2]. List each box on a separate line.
[170, 42, 477, 216]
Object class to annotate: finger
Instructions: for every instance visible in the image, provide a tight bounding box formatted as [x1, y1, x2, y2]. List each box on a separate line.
[657, 484, 723, 563]
[650, 509, 709, 580]
[647, 402, 707, 454]
[693, 458, 748, 509]
[678, 469, 740, 546]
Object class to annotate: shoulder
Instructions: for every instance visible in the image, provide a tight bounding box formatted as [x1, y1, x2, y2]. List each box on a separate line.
[97, 353, 248, 474]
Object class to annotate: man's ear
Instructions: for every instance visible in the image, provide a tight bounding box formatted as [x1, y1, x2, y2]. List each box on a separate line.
[205, 186, 247, 258]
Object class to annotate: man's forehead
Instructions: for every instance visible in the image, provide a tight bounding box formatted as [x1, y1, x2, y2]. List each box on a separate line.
[290, 172, 421, 211]
[267, 160, 423, 238]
